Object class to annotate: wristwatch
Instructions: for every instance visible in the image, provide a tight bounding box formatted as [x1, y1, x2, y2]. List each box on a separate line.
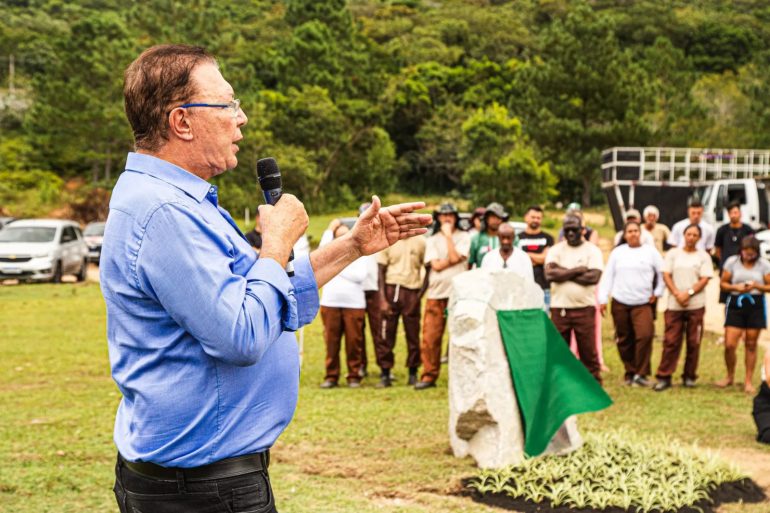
[687, 288, 695, 297]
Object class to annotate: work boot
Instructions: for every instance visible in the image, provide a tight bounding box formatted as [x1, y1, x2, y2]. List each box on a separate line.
[407, 367, 418, 386]
[375, 369, 392, 388]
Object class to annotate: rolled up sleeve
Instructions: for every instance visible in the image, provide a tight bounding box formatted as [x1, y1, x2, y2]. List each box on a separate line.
[135, 202, 317, 366]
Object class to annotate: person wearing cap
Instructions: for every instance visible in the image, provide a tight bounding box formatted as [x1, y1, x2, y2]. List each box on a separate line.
[613, 209, 654, 247]
[377, 228, 427, 387]
[416, 203, 471, 390]
[468, 202, 508, 268]
[546, 214, 604, 383]
[667, 198, 716, 252]
[559, 203, 600, 245]
[643, 205, 671, 255]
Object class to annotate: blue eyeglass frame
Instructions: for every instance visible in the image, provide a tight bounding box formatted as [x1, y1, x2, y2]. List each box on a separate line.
[173, 99, 241, 116]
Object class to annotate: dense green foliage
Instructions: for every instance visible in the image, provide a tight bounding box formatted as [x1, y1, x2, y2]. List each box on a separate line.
[1, 0, 770, 217]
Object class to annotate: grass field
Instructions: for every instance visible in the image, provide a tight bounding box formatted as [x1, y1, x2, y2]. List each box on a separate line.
[1, 275, 769, 512]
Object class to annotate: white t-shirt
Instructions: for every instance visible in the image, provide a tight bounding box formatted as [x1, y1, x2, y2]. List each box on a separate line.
[598, 244, 664, 306]
[667, 219, 716, 252]
[663, 247, 713, 311]
[320, 257, 367, 309]
[424, 230, 471, 299]
[480, 247, 535, 282]
[545, 241, 604, 308]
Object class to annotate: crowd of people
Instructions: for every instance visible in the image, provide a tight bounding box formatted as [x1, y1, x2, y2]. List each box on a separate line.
[245, 197, 770, 443]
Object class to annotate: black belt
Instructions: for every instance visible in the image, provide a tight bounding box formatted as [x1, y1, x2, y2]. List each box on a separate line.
[119, 451, 269, 482]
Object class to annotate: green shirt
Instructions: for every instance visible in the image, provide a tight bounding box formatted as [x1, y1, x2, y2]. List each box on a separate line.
[468, 231, 500, 268]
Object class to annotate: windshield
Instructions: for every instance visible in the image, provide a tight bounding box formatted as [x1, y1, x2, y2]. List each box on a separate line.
[84, 223, 105, 236]
[0, 227, 57, 243]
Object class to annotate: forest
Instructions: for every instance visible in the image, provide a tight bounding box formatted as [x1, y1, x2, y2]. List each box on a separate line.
[1, 0, 770, 218]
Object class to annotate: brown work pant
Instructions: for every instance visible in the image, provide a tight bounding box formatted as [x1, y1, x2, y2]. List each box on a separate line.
[363, 290, 382, 370]
[656, 308, 705, 381]
[420, 298, 449, 383]
[611, 300, 654, 379]
[378, 284, 421, 370]
[551, 306, 601, 383]
[321, 306, 365, 383]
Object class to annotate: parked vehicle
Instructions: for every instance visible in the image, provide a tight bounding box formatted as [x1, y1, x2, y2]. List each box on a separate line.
[0, 217, 15, 230]
[0, 219, 88, 283]
[83, 221, 106, 263]
[602, 147, 770, 231]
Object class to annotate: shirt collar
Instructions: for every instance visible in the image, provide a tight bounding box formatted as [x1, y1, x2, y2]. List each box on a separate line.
[125, 152, 213, 203]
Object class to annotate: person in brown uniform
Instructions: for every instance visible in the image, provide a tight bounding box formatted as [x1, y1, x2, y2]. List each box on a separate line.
[377, 233, 427, 387]
[416, 203, 470, 390]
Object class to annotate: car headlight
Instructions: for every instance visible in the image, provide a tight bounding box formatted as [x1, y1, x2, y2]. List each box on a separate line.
[32, 252, 52, 259]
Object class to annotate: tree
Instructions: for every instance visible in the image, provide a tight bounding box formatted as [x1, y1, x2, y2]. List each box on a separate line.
[460, 103, 555, 213]
[513, 2, 652, 206]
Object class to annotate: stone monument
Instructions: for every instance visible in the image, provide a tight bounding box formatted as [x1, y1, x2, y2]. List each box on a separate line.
[448, 269, 583, 469]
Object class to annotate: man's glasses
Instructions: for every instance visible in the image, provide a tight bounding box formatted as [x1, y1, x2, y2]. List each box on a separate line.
[563, 227, 582, 233]
[173, 99, 241, 118]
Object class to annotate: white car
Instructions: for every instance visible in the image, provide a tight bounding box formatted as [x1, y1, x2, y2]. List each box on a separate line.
[0, 219, 88, 282]
[755, 229, 770, 262]
[83, 221, 106, 263]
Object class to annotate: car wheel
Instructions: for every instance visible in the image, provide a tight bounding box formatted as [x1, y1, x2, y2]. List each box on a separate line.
[51, 261, 63, 283]
[76, 258, 87, 282]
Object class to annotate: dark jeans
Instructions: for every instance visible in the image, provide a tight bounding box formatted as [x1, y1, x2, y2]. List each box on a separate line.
[114, 455, 277, 513]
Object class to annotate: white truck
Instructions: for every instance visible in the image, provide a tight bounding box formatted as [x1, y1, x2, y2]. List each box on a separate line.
[601, 147, 770, 232]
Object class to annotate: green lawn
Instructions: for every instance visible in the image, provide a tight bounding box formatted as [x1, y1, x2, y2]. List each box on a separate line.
[1, 281, 768, 513]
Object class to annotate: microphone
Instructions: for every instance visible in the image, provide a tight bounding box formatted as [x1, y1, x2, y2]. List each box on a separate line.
[257, 157, 294, 277]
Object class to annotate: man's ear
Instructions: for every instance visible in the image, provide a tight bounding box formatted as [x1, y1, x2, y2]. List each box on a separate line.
[168, 109, 194, 141]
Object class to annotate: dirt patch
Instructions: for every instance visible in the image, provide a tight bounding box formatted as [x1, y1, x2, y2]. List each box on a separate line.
[717, 448, 770, 490]
[460, 477, 766, 513]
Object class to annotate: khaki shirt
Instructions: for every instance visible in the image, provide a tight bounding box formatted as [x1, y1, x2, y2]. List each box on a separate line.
[648, 223, 671, 254]
[424, 230, 471, 299]
[377, 236, 426, 290]
[545, 241, 604, 308]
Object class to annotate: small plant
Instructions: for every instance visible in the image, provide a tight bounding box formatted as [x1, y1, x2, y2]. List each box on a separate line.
[467, 430, 746, 513]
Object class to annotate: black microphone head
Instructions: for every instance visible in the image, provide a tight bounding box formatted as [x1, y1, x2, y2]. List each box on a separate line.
[257, 157, 281, 191]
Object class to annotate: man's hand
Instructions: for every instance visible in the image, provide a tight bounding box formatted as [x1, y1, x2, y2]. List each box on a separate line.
[674, 291, 690, 307]
[599, 304, 607, 316]
[380, 297, 392, 315]
[350, 196, 432, 257]
[258, 194, 309, 267]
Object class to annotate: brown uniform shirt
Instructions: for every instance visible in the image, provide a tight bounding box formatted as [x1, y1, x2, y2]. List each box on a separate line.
[377, 236, 426, 290]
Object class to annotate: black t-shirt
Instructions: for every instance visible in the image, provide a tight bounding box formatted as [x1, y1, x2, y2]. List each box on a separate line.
[518, 231, 555, 289]
[245, 229, 262, 250]
[715, 223, 754, 268]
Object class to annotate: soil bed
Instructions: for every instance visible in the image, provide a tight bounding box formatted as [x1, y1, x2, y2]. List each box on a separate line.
[460, 477, 767, 513]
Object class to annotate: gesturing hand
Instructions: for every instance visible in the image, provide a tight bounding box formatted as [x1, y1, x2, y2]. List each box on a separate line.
[351, 196, 432, 256]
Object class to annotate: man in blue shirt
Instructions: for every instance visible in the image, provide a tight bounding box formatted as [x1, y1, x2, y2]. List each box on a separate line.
[104, 44, 431, 513]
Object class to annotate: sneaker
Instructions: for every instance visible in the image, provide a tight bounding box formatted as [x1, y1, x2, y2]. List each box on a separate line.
[414, 380, 436, 390]
[348, 381, 361, 389]
[653, 380, 671, 392]
[632, 375, 652, 387]
[407, 373, 418, 386]
[375, 375, 392, 388]
[319, 380, 338, 389]
[683, 378, 696, 388]
[623, 377, 633, 386]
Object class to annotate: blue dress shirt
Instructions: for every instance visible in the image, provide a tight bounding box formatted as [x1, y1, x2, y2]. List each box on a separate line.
[100, 152, 319, 467]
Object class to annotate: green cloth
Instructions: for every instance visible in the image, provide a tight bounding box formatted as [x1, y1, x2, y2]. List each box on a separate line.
[497, 308, 612, 456]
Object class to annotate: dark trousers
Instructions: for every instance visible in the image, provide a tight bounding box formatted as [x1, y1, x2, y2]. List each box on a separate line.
[611, 300, 654, 379]
[378, 284, 421, 370]
[363, 290, 382, 370]
[656, 308, 705, 381]
[114, 455, 277, 513]
[754, 382, 770, 444]
[321, 306, 365, 383]
[551, 306, 601, 383]
[420, 298, 449, 383]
